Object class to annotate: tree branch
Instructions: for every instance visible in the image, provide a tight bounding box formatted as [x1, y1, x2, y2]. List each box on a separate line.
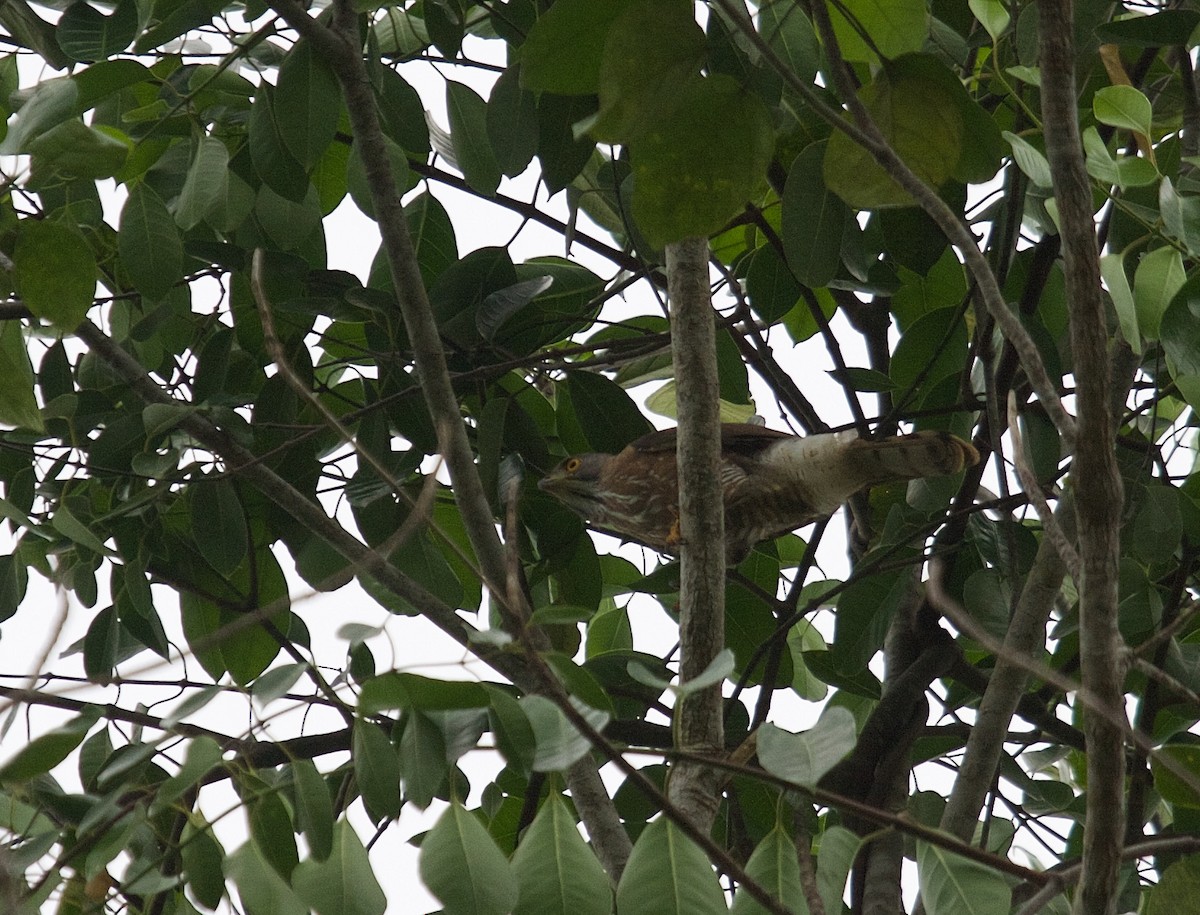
[1037, 4, 1127, 913]
[664, 236, 726, 833]
[268, 0, 511, 605]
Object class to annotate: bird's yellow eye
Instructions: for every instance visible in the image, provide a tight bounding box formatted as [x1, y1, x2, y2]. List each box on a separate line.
[565, 457, 582, 473]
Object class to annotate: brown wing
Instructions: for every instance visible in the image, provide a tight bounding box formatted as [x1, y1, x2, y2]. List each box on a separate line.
[629, 423, 793, 455]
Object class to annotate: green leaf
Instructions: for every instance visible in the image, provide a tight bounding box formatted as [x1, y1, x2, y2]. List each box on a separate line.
[0, 323, 43, 431]
[817, 827, 861, 915]
[592, 0, 705, 142]
[419, 801, 518, 915]
[536, 93, 597, 194]
[1003, 131, 1052, 188]
[0, 78, 78, 154]
[1158, 177, 1200, 255]
[756, 709, 856, 787]
[251, 662, 306, 706]
[405, 191, 458, 288]
[447, 81, 500, 196]
[51, 501, 111, 555]
[397, 711, 447, 809]
[1147, 855, 1200, 915]
[150, 736, 223, 815]
[27, 119, 128, 182]
[227, 840, 307, 915]
[119, 182, 183, 302]
[1152, 745, 1200, 809]
[889, 306, 969, 400]
[830, 0, 928, 63]
[759, 0, 819, 82]
[488, 65, 539, 178]
[729, 826, 804, 915]
[358, 672, 490, 714]
[511, 794, 613, 915]
[520, 0, 636, 95]
[275, 40, 340, 169]
[175, 136, 229, 230]
[56, 0, 137, 62]
[347, 136, 411, 220]
[1093, 85, 1152, 137]
[256, 183, 323, 252]
[487, 685, 537, 776]
[293, 821, 387, 915]
[352, 720, 401, 820]
[968, 0, 1009, 41]
[292, 759, 334, 862]
[520, 694, 610, 772]
[615, 817, 727, 915]
[0, 706, 101, 782]
[1100, 252, 1138, 351]
[13, 219, 96, 330]
[630, 74, 772, 246]
[189, 478, 248, 574]
[783, 142, 848, 288]
[1133, 246, 1185, 343]
[916, 839, 1012, 915]
[564, 370, 653, 453]
[248, 82, 308, 202]
[375, 68, 429, 156]
[248, 789, 299, 879]
[182, 817, 227, 910]
[1095, 10, 1200, 47]
[833, 566, 913, 672]
[826, 56, 966, 208]
[1160, 275, 1200, 409]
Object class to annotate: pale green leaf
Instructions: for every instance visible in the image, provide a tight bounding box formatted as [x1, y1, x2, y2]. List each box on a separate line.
[511, 795, 612, 915]
[757, 708, 857, 787]
[419, 801, 517, 915]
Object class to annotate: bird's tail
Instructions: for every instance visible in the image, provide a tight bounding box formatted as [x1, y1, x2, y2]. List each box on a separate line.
[845, 430, 979, 486]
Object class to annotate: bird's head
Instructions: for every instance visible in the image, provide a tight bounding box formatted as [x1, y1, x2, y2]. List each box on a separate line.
[538, 453, 610, 519]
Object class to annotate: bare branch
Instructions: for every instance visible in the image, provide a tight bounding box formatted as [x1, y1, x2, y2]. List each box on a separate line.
[1037, 3, 1128, 912]
[665, 236, 726, 832]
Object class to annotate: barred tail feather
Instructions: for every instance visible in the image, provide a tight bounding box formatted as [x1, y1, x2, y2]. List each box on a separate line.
[846, 431, 979, 486]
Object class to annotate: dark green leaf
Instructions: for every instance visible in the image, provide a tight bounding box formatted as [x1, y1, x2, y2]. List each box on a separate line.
[353, 721, 401, 820]
[189, 478, 248, 574]
[56, 0, 137, 62]
[487, 65, 538, 178]
[359, 672, 490, 714]
[291, 759, 334, 862]
[447, 81, 500, 196]
[564, 370, 653, 453]
[275, 40, 340, 169]
[119, 182, 183, 302]
[13, 219, 95, 330]
[783, 142, 848, 288]
[520, 0, 635, 94]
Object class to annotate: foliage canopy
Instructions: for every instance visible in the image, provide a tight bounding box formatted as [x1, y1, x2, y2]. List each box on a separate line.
[0, 0, 1199, 914]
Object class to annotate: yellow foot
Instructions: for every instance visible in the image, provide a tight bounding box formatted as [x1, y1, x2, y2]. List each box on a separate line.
[666, 516, 682, 547]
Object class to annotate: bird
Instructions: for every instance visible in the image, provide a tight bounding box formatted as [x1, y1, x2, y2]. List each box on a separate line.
[538, 423, 978, 564]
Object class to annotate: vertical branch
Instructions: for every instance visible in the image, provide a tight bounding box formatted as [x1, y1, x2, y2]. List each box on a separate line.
[1037, 3, 1128, 913]
[665, 237, 726, 832]
[269, 0, 511, 603]
[940, 504, 1072, 839]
